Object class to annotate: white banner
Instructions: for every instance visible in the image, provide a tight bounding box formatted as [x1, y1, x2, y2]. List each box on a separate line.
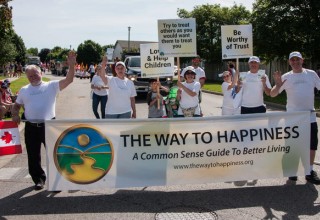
[140, 43, 174, 78]
[221, 24, 253, 59]
[158, 18, 197, 57]
[46, 112, 310, 191]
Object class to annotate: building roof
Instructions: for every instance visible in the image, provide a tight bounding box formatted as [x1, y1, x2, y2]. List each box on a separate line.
[115, 40, 157, 50]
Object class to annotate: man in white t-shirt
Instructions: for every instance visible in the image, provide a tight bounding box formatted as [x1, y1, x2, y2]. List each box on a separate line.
[238, 56, 272, 114]
[11, 51, 76, 191]
[271, 51, 320, 185]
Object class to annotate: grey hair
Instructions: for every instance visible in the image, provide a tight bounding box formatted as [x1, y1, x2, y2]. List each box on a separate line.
[25, 65, 41, 74]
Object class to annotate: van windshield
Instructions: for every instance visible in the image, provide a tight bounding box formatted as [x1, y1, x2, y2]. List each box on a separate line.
[130, 58, 140, 67]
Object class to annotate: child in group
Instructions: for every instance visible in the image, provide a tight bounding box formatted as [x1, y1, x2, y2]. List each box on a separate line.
[220, 70, 240, 115]
[146, 78, 169, 118]
[177, 66, 201, 117]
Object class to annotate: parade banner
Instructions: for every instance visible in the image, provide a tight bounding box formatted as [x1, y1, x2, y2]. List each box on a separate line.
[221, 24, 253, 59]
[0, 121, 22, 156]
[140, 43, 174, 78]
[46, 112, 310, 191]
[158, 18, 197, 57]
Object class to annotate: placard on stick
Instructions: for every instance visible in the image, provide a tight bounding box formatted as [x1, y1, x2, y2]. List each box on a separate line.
[158, 18, 197, 57]
[221, 24, 253, 59]
[140, 43, 174, 78]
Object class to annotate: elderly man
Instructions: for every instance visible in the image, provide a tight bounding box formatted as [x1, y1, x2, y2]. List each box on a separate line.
[238, 56, 272, 114]
[271, 51, 320, 184]
[11, 51, 76, 190]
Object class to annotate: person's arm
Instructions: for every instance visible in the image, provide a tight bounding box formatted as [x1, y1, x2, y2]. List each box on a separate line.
[199, 77, 206, 87]
[227, 70, 239, 90]
[270, 71, 285, 97]
[59, 51, 76, 90]
[177, 81, 197, 97]
[100, 56, 108, 85]
[261, 75, 271, 96]
[130, 97, 136, 118]
[11, 102, 23, 124]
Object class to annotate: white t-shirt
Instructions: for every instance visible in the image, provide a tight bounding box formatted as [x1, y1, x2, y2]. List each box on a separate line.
[241, 71, 271, 107]
[279, 69, 320, 122]
[221, 82, 241, 115]
[181, 66, 206, 82]
[15, 81, 60, 121]
[91, 75, 108, 96]
[178, 81, 201, 115]
[105, 76, 137, 114]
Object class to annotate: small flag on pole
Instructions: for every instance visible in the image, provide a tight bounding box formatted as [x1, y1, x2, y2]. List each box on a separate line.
[0, 121, 22, 156]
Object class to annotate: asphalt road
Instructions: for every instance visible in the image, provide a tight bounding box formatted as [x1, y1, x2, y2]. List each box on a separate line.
[0, 72, 319, 220]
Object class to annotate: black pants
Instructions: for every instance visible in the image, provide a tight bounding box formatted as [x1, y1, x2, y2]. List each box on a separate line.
[24, 122, 46, 185]
[241, 105, 266, 114]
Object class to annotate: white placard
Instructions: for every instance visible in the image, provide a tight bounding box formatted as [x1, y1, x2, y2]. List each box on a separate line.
[140, 43, 174, 78]
[221, 24, 253, 59]
[158, 18, 197, 57]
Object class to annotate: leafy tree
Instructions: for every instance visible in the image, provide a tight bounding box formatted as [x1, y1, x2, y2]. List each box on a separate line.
[12, 32, 26, 64]
[27, 48, 39, 56]
[0, 0, 16, 66]
[38, 48, 50, 63]
[177, 4, 251, 63]
[77, 40, 103, 66]
[251, 0, 320, 65]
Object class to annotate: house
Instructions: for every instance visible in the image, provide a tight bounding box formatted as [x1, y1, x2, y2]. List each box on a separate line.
[113, 40, 157, 61]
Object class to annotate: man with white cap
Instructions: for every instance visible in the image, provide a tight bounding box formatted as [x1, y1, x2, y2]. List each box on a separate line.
[271, 51, 320, 184]
[238, 56, 272, 114]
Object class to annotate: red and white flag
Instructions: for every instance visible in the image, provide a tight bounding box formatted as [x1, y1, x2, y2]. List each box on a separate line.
[0, 121, 22, 156]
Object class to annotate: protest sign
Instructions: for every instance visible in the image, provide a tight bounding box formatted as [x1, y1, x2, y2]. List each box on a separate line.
[158, 18, 197, 57]
[140, 43, 174, 78]
[46, 112, 310, 191]
[221, 24, 253, 59]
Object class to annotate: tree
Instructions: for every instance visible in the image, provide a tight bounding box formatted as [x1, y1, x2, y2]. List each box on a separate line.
[27, 48, 39, 56]
[12, 32, 26, 64]
[38, 48, 50, 63]
[177, 4, 251, 63]
[251, 0, 320, 66]
[77, 40, 103, 66]
[0, 0, 16, 66]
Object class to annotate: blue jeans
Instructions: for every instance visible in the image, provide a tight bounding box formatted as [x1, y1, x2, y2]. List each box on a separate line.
[105, 111, 131, 119]
[92, 93, 108, 119]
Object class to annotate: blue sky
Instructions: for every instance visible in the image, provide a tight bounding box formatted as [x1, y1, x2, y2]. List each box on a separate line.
[9, 0, 255, 50]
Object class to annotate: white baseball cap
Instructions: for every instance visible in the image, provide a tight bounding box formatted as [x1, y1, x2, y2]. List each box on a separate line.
[289, 51, 303, 59]
[248, 56, 260, 63]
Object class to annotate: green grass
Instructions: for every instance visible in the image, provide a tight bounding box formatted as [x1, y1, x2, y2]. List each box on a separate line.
[203, 80, 320, 110]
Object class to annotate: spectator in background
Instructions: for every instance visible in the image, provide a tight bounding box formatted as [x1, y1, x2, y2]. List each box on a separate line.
[91, 65, 108, 119]
[271, 51, 320, 184]
[88, 62, 95, 82]
[0, 81, 13, 120]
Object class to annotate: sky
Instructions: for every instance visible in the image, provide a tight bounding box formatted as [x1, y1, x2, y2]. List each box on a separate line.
[9, 0, 255, 50]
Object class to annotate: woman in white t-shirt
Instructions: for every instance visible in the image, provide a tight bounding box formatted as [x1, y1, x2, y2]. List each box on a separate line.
[176, 66, 201, 117]
[221, 70, 240, 115]
[100, 58, 137, 119]
[91, 65, 108, 119]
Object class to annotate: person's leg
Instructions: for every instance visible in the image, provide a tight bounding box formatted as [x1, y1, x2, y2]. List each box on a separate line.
[305, 122, 320, 184]
[24, 124, 46, 187]
[100, 95, 108, 119]
[92, 93, 100, 119]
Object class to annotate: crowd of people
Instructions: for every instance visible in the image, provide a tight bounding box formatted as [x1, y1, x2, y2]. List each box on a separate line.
[4, 50, 320, 191]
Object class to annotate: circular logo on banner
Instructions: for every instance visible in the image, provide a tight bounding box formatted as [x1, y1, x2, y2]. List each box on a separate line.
[54, 124, 113, 184]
